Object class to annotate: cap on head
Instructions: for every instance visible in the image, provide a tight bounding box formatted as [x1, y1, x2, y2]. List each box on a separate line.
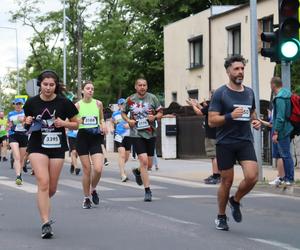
[117, 98, 126, 105]
[13, 98, 25, 105]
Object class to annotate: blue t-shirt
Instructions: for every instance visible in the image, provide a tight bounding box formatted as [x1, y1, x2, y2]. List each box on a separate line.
[7, 110, 26, 135]
[209, 85, 255, 144]
[67, 130, 78, 138]
[112, 110, 129, 136]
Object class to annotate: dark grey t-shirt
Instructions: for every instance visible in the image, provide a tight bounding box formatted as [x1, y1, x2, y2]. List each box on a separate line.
[209, 85, 256, 144]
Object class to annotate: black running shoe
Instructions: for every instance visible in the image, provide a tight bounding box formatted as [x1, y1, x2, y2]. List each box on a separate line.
[3, 157, 8, 162]
[23, 164, 28, 173]
[215, 215, 229, 231]
[82, 198, 92, 209]
[15, 175, 22, 185]
[229, 196, 242, 223]
[91, 190, 99, 205]
[75, 168, 80, 175]
[144, 190, 152, 202]
[132, 168, 143, 186]
[104, 158, 109, 166]
[41, 220, 54, 239]
[70, 164, 75, 174]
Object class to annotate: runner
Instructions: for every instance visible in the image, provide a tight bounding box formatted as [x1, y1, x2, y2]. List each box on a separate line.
[8, 98, 28, 185]
[67, 128, 80, 175]
[0, 111, 8, 162]
[208, 55, 261, 231]
[24, 70, 79, 239]
[111, 98, 131, 182]
[75, 80, 107, 209]
[122, 78, 163, 202]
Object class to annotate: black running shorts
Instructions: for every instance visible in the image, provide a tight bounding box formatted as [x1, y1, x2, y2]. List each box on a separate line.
[27, 148, 65, 159]
[76, 129, 103, 156]
[115, 136, 132, 151]
[68, 137, 77, 151]
[131, 137, 156, 156]
[216, 141, 257, 171]
[9, 133, 28, 148]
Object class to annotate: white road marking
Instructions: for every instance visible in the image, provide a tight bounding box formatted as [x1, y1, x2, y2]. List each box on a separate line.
[0, 180, 37, 193]
[101, 177, 167, 190]
[107, 197, 160, 202]
[150, 175, 217, 188]
[128, 206, 200, 226]
[0, 176, 9, 180]
[169, 195, 216, 199]
[60, 179, 114, 191]
[249, 238, 299, 250]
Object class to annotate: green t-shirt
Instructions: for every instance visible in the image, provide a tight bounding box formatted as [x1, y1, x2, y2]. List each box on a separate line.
[0, 118, 8, 137]
[124, 92, 162, 139]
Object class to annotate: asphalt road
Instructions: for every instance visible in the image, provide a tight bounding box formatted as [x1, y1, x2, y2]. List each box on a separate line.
[0, 161, 299, 250]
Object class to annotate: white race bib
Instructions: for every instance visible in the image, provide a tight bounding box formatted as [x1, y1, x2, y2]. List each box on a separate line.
[114, 134, 123, 143]
[42, 132, 62, 148]
[15, 123, 26, 132]
[233, 105, 251, 121]
[136, 118, 150, 130]
[82, 116, 97, 126]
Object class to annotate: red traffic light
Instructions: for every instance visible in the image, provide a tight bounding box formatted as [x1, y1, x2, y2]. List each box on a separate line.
[280, 0, 299, 17]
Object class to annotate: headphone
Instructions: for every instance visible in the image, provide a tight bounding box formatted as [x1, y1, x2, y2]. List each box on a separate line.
[37, 70, 60, 87]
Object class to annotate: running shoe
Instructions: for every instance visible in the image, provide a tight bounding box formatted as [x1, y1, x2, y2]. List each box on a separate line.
[132, 168, 143, 186]
[0, 156, 1, 161]
[2, 157, 7, 162]
[121, 175, 128, 182]
[23, 164, 28, 173]
[30, 170, 35, 176]
[75, 168, 81, 176]
[203, 175, 214, 183]
[155, 165, 159, 171]
[15, 175, 22, 185]
[205, 176, 221, 185]
[91, 190, 99, 205]
[104, 158, 109, 166]
[229, 196, 242, 223]
[82, 198, 92, 209]
[269, 177, 282, 186]
[144, 190, 152, 202]
[41, 220, 54, 239]
[70, 164, 75, 174]
[215, 216, 229, 231]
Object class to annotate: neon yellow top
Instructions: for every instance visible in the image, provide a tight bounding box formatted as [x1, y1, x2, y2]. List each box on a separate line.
[0, 118, 8, 137]
[78, 99, 100, 129]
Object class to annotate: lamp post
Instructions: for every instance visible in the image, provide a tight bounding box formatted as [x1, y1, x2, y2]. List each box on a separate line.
[63, 0, 67, 86]
[0, 26, 20, 95]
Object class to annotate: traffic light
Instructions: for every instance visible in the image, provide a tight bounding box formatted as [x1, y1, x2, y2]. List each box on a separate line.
[261, 30, 280, 62]
[278, 0, 300, 61]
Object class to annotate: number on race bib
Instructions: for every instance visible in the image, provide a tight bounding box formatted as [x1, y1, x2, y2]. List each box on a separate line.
[42, 132, 62, 148]
[82, 116, 97, 126]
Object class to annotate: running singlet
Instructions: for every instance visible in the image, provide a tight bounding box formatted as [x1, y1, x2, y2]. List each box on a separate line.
[124, 92, 162, 139]
[112, 110, 130, 142]
[7, 110, 26, 135]
[0, 118, 8, 137]
[23, 95, 78, 151]
[78, 99, 100, 129]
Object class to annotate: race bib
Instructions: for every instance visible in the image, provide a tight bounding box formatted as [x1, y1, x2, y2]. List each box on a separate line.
[42, 132, 62, 148]
[233, 105, 251, 121]
[114, 134, 123, 143]
[15, 123, 26, 132]
[82, 116, 97, 126]
[136, 118, 150, 130]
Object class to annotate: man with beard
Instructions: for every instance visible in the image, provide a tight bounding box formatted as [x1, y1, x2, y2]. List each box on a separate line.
[208, 55, 261, 231]
[122, 78, 163, 202]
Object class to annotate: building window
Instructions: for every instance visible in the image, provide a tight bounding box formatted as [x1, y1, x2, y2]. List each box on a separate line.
[227, 24, 241, 56]
[187, 89, 199, 100]
[188, 35, 203, 69]
[172, 92, 177, 102]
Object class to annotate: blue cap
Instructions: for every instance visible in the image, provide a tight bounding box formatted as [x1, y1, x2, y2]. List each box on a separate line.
[117, 98, 126, 105]
[13, 98, 25, 104]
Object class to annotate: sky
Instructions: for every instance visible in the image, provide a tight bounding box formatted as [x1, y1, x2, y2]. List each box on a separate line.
[0, 0, 61, 81]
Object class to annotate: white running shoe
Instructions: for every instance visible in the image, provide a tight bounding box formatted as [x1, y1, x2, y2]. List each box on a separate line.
[269, 177, 282, 186]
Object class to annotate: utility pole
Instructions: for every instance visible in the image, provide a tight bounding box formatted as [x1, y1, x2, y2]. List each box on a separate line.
[250, 0, 263, 181]
[63, 0, 67, 86]
[77, 15, 83, 100]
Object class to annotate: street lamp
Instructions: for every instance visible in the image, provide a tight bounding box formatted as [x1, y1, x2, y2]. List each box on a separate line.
[0, 26, 20, 95]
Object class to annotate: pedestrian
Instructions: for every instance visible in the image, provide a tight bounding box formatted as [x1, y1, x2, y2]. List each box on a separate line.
[8, 98, 28, 185]
[122, 78, 163, 202]
[208, 55, 261, 231]
[75, 80, 107, 209]
[258, 109, 285, 185]
[24, 70, 79, 239]
[270, 76, 294, 185]
[111, 98, 131, 182]
[186, 90, 220, 184]
[0, 111, 9, 162]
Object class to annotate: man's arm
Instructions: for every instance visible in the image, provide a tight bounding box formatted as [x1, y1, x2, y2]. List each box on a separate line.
[208, 107, 244, 128]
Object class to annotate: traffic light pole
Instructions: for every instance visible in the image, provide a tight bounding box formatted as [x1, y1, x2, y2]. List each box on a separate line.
[281, 61, 291, 89]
